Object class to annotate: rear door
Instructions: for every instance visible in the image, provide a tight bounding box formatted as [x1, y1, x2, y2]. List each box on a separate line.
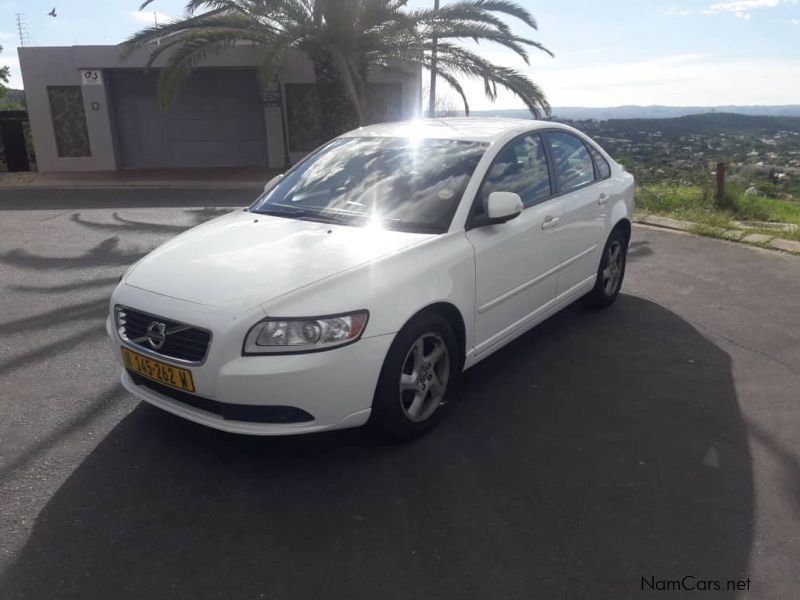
[545, 131, 608, 294]
[465, 133, 563, 356]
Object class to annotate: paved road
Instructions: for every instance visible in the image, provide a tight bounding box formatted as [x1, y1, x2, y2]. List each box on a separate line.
[1, 190, 799, 599]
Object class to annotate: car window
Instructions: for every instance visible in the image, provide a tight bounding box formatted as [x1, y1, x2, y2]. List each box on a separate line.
[475, 134, 552, 217]
[548, 132, 595, 192]
[250, 137, 487, 233]
[589, 145, 611, 179]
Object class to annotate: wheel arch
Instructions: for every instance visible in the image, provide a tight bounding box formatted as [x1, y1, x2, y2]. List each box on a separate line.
[401, 302, 467, 372]
[612, 217, 632, 243]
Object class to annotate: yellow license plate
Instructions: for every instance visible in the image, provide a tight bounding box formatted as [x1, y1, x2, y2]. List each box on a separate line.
[122, 347, 195, 392]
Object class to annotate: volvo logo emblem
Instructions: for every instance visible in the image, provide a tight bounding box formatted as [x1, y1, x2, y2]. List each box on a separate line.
[146, 321, 167, 350]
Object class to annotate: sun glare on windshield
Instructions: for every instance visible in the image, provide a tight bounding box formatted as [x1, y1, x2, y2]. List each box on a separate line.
[251, 137, 488, 233]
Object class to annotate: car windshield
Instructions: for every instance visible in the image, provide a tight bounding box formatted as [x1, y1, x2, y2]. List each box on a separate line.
[250, 136, 488, 233]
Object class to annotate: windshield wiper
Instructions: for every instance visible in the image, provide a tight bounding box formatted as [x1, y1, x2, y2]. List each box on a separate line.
[296, 211, 354, 225]
[255, 204, 355, 225]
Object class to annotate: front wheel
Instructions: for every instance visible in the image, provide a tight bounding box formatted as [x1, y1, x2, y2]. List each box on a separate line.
[368, 313, 458, 440]
[583, 227, 628, 308]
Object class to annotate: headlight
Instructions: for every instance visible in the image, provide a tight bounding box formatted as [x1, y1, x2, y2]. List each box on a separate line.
[243, 311, 369, 355]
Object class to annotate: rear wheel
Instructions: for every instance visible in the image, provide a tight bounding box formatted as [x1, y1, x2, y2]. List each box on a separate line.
[368, 313, 458, 440]
[583, 227, 628, 308]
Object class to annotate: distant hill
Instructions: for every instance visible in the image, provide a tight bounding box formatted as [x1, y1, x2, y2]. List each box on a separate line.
[473, 105, 800, 121]
[595, 112, 800, 135]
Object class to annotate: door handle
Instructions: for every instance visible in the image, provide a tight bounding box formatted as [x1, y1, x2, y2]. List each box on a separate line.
[598, 192, 610, 205]
[541, 215, 560, 230]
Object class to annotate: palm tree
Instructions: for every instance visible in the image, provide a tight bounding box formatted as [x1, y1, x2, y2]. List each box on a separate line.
[126, 0, 552, 141]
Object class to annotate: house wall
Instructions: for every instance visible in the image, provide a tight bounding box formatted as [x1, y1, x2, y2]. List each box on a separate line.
[18, 45, 422, 173]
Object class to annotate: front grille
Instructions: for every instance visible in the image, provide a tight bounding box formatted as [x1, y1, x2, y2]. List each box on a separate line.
[116, 306, 211, 363]
[128, 371, 315, 424]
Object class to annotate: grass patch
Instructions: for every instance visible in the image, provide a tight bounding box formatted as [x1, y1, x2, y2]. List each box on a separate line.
[636, 182, 800, 242]
[731, 194, 800, 226]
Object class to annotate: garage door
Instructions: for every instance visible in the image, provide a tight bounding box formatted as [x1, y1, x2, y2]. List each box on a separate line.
[110, 69, 268, 169]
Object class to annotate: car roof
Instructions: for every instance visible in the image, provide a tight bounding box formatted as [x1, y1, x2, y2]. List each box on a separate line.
[343, 117, 558, 144]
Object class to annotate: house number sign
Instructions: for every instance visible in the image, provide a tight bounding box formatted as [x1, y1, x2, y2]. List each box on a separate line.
[80, 70, 103, 86]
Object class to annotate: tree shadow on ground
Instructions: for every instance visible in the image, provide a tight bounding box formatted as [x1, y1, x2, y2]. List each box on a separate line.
[0, 237, 145, 271]
[0, 208, 235, 274]
[0, 296, 753, 599]
[0, 325, 107, 378]
[0, 298, 109, 335]
[69, 208, 234, 235]
[71, 212, 190, 234]
[8, 275, 121, 294]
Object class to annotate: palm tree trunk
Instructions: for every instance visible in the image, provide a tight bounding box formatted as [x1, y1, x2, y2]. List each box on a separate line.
[311, 53, 360, 141]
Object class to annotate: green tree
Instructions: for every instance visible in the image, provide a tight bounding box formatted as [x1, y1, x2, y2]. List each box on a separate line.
[0, 44, 12, 105]
[125, 0, 552, 141]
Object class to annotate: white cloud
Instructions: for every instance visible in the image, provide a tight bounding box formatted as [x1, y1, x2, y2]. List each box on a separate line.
[129, 10, 174, 26]
[703, 0, 785, 18]
[790, 18, 800, 23]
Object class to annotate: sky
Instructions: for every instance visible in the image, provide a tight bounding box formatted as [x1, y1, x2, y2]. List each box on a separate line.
[0, 0, 798, 108]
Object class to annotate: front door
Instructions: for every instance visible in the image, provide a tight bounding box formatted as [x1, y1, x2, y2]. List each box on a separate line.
[465, 133, 563, 356]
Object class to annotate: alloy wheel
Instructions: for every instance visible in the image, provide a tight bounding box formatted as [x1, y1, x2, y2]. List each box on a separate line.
[398, 333, 450, 422]
[602, 240, 623, 295]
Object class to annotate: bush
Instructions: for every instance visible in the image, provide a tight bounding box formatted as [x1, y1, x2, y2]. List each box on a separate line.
[753, 181, 779, 198]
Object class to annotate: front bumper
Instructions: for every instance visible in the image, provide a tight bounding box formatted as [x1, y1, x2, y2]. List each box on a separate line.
[106, 302, 394, 435]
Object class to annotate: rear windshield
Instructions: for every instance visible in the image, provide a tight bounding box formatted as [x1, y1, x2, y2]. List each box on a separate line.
[250, 137, 488, 233]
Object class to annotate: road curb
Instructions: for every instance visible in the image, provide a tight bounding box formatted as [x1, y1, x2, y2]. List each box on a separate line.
[634, 215, 800, 255]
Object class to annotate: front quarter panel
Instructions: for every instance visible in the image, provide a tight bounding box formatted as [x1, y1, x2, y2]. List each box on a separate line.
[260, 231, 477, 358]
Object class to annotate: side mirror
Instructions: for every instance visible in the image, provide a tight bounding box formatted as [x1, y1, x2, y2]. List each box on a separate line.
[484, 191, 523, 224]
[263, 173, 284, 193]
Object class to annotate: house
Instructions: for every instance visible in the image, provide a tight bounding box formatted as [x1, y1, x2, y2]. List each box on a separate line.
[18, 44, 421, 172]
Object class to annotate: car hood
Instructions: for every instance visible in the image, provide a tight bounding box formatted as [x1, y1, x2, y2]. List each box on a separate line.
[125, 211, 435, 313]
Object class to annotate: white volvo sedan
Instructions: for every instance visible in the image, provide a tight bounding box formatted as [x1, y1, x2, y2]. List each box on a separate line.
[107, 118, 634, 439]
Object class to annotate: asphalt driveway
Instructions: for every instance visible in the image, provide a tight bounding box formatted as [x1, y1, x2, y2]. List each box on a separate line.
[0, 189, 798, 598]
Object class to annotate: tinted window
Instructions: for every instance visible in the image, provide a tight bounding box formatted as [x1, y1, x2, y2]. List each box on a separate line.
[589, 145, 611, 179]
[548, 132, 595, 192]
[251, 137, 487, 233]
[475, 134, 551, 217]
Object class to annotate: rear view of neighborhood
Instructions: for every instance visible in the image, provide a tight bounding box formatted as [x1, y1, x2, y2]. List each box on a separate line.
[480, 106, 800, 189]
[472, 106, 800, 243]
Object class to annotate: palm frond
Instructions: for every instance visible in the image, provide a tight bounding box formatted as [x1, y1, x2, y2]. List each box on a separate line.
[129, 0, 551, 129]
[376, 40, 550, 118]
[434, 69, 470, 115]
[428, 24, 534, 63]
[122, 10, 254, 58]
[451, 0, 537, 29]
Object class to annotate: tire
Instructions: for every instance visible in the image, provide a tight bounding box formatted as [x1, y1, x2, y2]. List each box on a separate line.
[368, 312, 458, 440]
[583, 226, 628, 308]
